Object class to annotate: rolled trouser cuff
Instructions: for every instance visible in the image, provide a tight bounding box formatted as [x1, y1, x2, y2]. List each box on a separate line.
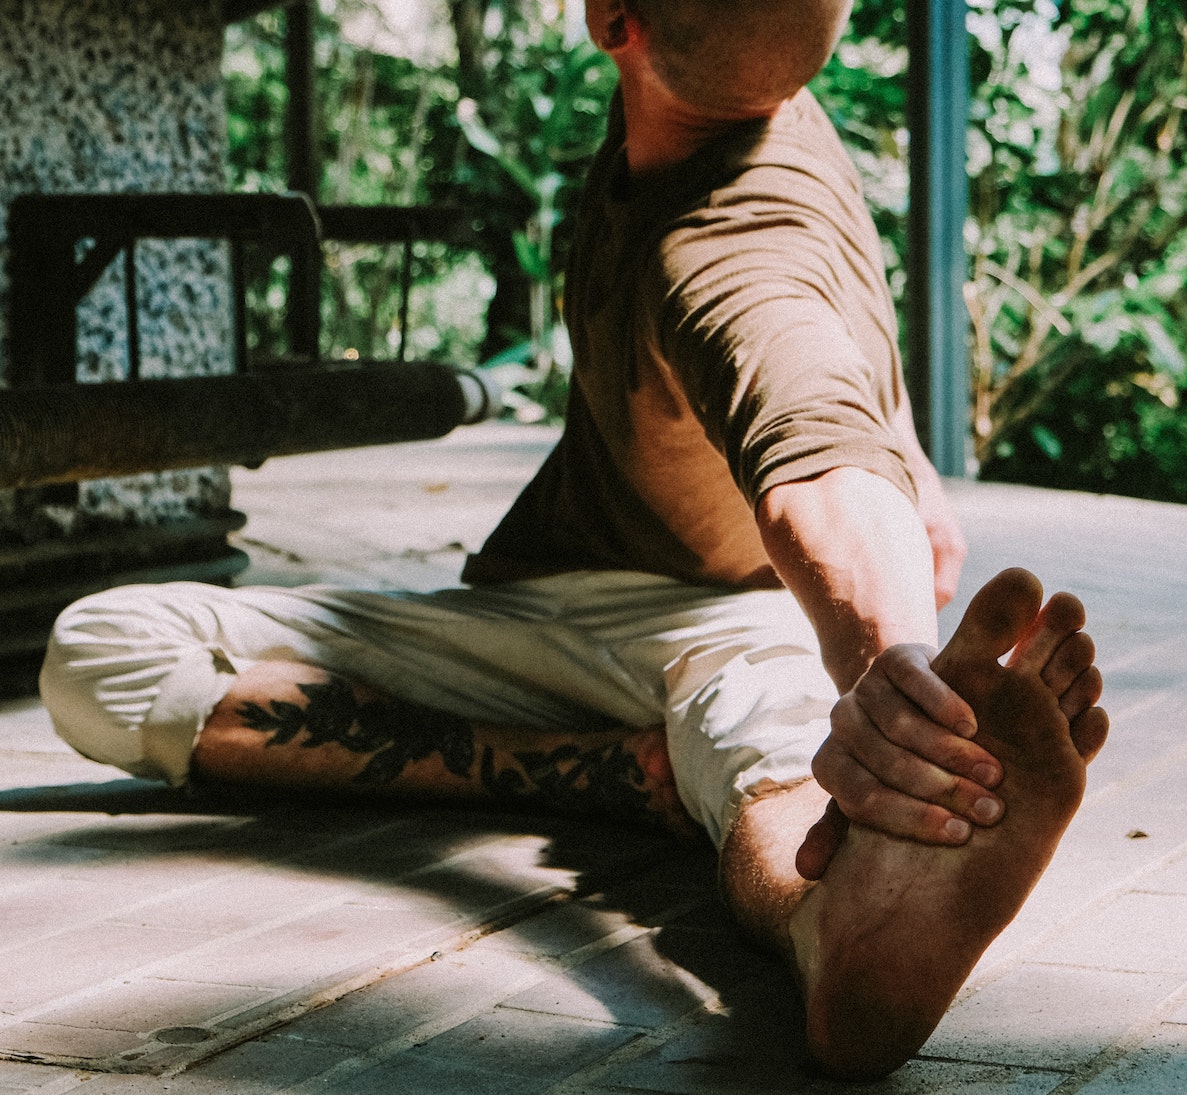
[40, 587, 243, 785]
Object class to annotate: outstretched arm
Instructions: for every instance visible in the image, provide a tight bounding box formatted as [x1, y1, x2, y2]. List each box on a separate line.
[889, 396, 968, 610]
[756, 468, 1002, 865]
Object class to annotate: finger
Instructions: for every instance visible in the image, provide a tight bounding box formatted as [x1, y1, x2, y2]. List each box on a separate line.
[1008, 591, 1087, 676]
[811, 751, 988, 845]
[848, 672, 998, 784]
[933, 553, 963, 611]
[813, 727, 1003, 833]
[1040, 630, 1096, 698]
[873, 644, 978, 737]
[795, 797, 850, 881]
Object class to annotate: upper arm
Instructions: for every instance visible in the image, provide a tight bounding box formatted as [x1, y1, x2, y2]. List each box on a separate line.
[648, 210, 915, 510]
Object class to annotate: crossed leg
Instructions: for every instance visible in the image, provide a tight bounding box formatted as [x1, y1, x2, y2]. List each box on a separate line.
[720, 568, 1108, 1079]
[191, 661, 692, 831]
[190, 567, 1106, 1079]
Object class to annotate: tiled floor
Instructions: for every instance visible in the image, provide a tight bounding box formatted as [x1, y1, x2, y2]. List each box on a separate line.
[1, 422, 1185, 1093]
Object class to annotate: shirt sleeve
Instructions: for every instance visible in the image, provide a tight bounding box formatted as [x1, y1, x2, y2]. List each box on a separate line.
[646, 187, 918, 509]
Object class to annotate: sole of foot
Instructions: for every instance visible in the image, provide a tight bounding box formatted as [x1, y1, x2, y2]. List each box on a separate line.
[786, 568, 1106, 1079]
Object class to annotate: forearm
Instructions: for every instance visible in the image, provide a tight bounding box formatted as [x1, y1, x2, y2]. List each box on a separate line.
[889, 397, 968, 609]
[756, 467, 939, 692]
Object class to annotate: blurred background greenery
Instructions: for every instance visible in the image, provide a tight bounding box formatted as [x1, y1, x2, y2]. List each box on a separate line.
[224, 0, 1187, 503]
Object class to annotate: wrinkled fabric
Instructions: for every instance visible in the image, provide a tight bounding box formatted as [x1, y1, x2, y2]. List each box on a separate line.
[41, 572, 835, 848]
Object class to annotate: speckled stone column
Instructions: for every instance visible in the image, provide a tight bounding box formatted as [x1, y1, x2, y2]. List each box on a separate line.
[0, 0, 249, 681]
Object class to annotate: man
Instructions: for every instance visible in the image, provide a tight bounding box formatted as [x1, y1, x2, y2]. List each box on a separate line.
[40, 0, 1108, 1079]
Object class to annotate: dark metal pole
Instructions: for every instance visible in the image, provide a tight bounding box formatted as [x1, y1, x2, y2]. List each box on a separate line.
[284, 0, 321, 364]
[906, 0, 970, 477]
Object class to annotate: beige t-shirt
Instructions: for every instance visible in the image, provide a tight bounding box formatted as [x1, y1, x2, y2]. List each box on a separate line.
[464, 88, 916, 591]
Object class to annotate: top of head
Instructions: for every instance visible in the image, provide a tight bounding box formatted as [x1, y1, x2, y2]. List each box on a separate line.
[634, 0, 854, 118]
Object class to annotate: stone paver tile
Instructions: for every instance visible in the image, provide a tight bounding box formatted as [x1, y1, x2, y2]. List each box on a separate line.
[298, 1052, 539, 1095]
[0, 924, 210, 1012]
[0, 1021, 140, 1060]
[587, 1003, 805, 1095]
[147, 903, 432, 990]
[315, 500, 507, 557]
[410, 1005, 638, 1085]
[13, 848, 258, 894]
[37, 812, 313, 864]
[876, 1059, 1068, 1095]
[594, 1025, 1070, 1095]
[282, 815, 504, 884]
[1137, 852, 1187, 895]
[1072, 1022, 1187, 1093]
[479, 897, 648, 958]
[975, 807, 1187, 971]
[1164, 996, 1187, 1024]
[0, 698, 65, 753]
[1078, 701, 1186, 793]
[24, 977, 271, 1035]
[108, 871, 381, 936]
[60, 1034, 353, 1094]
[0, 877, 187, 950]
[0, 1059, 97, 1093]
[0, 840, 117, 886]
[362, 851, 573, 920]
[1029, 892, 1187, 973]
[924, 964, 1182, 1070]
[503, 930, 744, 1029]
[280, 947, 543, 1050]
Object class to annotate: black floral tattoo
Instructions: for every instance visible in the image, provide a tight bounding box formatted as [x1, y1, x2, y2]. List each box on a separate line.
[482, 742, 651, 818]
[238, 676, 474, 786]
[238, 675, 654, 819]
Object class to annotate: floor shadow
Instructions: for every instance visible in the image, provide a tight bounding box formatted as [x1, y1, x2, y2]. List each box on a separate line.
[0, 778, 816, 1087]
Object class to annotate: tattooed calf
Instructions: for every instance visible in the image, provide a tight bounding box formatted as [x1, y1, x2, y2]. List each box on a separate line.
[238, 675, 655, 820]
[238, 677, 475, 786]
[481, 741, 652, 818]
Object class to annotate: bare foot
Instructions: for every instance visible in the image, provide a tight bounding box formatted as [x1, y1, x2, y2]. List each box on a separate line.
[726, 569, 1107, 1080]
[624, 725, 698, 835]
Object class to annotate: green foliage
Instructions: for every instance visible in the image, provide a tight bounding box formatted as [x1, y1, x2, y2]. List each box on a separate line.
[223, 0, 1187, 498]
[964, 0, 1187, 500]
[818, 0, 1187, 503]
[455, 34, 616, 415]
[223, 1, 614, 418]
[811, 10, 910, 303]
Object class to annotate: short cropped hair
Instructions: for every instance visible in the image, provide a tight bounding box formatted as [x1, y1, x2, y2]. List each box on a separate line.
[632, 0, 851, 116]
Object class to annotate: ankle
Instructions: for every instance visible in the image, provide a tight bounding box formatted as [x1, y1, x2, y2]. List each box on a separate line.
[719, 781, 826, 948]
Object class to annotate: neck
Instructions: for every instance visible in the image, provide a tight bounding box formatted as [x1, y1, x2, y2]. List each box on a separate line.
[617, 65, 782, 176]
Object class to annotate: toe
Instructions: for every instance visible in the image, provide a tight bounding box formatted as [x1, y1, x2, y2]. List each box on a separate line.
[1069, 705, 1109, 763]
[1037, 630, 1096, 696]
[1060, 664, 1104, 723]
[935, 568, 1044, 673]
[1009, 592, 1088, 676]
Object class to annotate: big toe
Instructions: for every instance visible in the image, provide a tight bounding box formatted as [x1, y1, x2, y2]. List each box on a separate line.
[935, 568, 1045, 676]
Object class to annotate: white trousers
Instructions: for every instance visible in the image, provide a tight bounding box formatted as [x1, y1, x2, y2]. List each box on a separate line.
[39, 571, 837, 848]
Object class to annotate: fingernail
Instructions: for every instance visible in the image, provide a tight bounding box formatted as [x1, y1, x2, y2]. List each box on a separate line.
[972, 763, 1000, 787]
[945, 817, 972, 841]
[972, 796, 1002, 824]
[955, 719, 977, 739]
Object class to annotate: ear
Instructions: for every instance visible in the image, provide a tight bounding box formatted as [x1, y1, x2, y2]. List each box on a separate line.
[592, 0, 644, 54]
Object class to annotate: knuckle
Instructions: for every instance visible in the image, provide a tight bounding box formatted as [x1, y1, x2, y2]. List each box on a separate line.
[852, 671, 882, 706]
[810, 747, 840, 788]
